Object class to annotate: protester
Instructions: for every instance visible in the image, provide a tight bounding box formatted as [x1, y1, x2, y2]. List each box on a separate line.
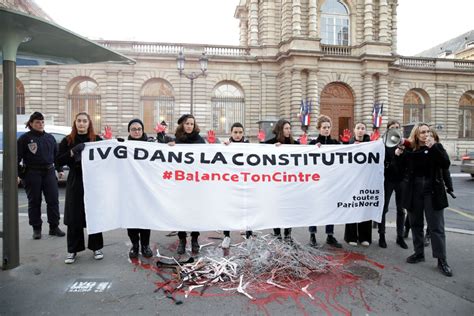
[221, 122, 253, 248]
[156, 120, 174, 143]
[401, 123, 453, 276]
[172, 114, 205, 254]
[344, 122, 372, 247]
[56, 112, 104, 264]
[125, 119, 154, 259]
[379, 120, 408, 249]
[17, 111, 65, 239]
[307, 115, 342, 248]
[264, 119, 299, 242]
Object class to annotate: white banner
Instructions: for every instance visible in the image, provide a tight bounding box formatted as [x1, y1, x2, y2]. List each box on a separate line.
[82, 140, 385, 234]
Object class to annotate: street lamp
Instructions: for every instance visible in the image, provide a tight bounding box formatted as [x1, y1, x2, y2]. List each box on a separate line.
[177, 51, 208, 115]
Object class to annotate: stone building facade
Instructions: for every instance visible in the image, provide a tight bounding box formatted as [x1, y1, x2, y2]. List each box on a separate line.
[1, 0, 474, 158]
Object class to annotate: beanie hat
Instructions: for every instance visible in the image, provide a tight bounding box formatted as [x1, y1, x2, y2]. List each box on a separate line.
[26, 111, 44, 128]
[177, 114, 193, 125]
[128, 118, 144, 132]
[160, 120, 167, 126]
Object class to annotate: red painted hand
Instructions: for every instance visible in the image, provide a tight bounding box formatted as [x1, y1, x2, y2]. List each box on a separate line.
[340, 129, 352, 143]
[103, 125, 112, 139]
[257, 129, 266, 142]
[207, 130, 216, 144]
[370, 129, 380, 141]
[299, 133, 308, 145]
[154, 122, 166, 133]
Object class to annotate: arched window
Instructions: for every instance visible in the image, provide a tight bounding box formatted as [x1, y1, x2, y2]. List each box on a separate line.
[459, 91, 474, 138]
[403, 89, 431, 124]
[68, 78, 101, 129]
[140, 79, 175, 133]
[321, 0, 350, 46]
[0, 78, 25, 114]
[211, 82, 245, 134]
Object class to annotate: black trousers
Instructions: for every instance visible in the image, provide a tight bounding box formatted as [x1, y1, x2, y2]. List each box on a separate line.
[23, 168, 60, 228]
[273, 228, 292, 236]
[344, 221, 372, 243]
[408, 177, 446, 259]
[127, 229, 151, 246]
[67, 226, 103, 253]
[379, 180, 405, 237]
[308, 225, 334, 234]
[178, 231, 199, 239]
[223, 230, 253, 237]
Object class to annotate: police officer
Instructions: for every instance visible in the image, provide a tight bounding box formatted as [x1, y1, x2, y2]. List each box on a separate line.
[17, 112, 65, 239]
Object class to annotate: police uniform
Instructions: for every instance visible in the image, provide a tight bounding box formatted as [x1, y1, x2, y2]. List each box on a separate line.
[17, 113, 64, 238]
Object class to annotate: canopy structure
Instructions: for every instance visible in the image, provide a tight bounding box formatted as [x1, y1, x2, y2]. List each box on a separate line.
[0, 6, 135, 270]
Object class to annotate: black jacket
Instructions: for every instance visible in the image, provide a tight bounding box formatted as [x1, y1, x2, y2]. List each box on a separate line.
[156, 132, 174, 144]
[56, 134, 102, 227]
[348, 134, 371, 144]
[401, 143, 451, 211]
[17, 129, 62, 174]
[309, 135, 340, 145]
[264, 136, 299, 145]
[384, 146, 405, 182]
[175, 131, 205, 144]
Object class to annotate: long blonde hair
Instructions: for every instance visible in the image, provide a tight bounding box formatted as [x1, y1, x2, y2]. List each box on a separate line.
[408, 122, 429, 151]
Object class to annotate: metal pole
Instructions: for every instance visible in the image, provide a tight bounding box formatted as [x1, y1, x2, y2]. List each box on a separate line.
[190, 78, 194, 115]
[2, 59, 20, 270]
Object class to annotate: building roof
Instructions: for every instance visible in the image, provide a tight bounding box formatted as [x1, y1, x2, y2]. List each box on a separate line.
[416, 30, 474, 58]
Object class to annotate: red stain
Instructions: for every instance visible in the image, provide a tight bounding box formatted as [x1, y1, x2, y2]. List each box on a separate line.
[131, 245, 386, 314]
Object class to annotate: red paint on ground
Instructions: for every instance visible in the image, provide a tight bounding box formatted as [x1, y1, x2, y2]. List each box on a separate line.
[131, 245, 386, 314]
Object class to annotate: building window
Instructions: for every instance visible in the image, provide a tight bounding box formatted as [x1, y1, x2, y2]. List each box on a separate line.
[68, 79, 101, 130]
[140, 79, 175, 134]
[321, 0, 350, 46]
[211, 82, 245, 134]
[459, 91, 474, 138]
[403, 89, 431, 124]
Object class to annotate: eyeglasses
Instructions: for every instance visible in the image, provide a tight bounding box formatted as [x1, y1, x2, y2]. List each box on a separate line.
[130, 128, 142, 132]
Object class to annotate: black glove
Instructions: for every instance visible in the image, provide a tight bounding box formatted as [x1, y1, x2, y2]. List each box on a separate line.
[446, 189, 456, 199]
[71, 143, 85, 162]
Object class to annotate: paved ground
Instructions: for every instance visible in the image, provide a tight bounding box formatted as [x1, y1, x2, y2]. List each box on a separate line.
[0, 215, 473, 315]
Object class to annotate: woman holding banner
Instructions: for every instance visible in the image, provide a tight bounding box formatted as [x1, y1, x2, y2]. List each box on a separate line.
[56, 112, 104, 264]
[402, 123, 453, 277]
[172, 114, 205, 254]
[125, 119, 154, 259]
[308, 115, 343, 248]
[344, 122, 373, 247]
[264, 119, 299, 243]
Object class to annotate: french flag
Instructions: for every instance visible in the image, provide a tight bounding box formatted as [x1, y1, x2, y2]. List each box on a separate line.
[300, 99, 311, 126]
[372, 102, 383, 128]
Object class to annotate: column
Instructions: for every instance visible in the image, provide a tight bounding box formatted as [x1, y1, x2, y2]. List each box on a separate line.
[292, 0, 302, 37]
[308, 0, 318, 38]
[379, 0, 389, 42]
[362, 72, 374, 123]
[391, 0, 398, 53]
[239, 17, 248, 46]
[281, 0, 292, 41]
[307, 70, 319, 132]
[249, 0, 259, 46]
[291, 69, 303, 129]
[364, 0, 374, 42]
[378, 74, 389, 129]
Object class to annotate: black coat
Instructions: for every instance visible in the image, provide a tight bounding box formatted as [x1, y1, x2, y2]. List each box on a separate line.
[264, 136, 299, 144]
[56, 134, 102, 227]
[401, 143, 451, 211]
[309, 135, 340, 145]
[348, 134, 371, 144]
[156, 132, 174, 144]
[175, 131, 205, 144]
[384, 146, 405, 182]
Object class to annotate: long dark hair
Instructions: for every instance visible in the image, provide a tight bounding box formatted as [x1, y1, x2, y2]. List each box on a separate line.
[272, 119, 294, 144]
[66, 112, 98, 145]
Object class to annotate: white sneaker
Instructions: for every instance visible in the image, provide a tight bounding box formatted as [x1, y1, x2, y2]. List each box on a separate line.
[361, 241, 370, 247]
[93, 250, 104, 260]
[348, 242, 358, 247]
[65, 253, 77, 264]
[221, 236, 231, 249]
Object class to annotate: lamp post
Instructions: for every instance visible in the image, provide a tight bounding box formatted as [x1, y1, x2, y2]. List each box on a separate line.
[176, 51, 208, 115]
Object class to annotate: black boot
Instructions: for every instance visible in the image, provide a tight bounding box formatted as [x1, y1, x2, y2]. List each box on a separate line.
[32, 226, 41, 240]
[378, 234, 387, 248]
[49, 226, 65, 237]
[129, 244, 139, 259]
[177, 238, 186, 255]
[191, 237, 200, 253]
[309, 233, 317, 247]
[437, 258, 453, 277]
[406, 253, 425, 264]
[396, 236, 408, 249]
[142, 245, 153, 258]
[326, 235, 342, 248]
